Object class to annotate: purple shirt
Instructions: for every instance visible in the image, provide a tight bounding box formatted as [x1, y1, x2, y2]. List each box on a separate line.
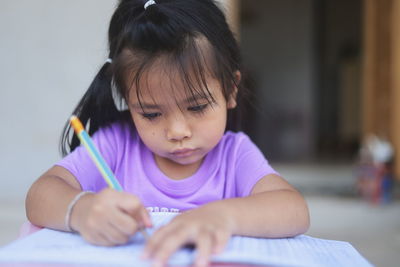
[56, 121, 278, 212]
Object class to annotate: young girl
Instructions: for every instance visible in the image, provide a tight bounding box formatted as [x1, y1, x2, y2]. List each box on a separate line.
[26, 0, 310, 266]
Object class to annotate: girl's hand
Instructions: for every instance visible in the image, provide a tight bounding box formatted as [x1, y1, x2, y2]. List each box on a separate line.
[70, 188, 152, 246]
[143, 205, 234, 267]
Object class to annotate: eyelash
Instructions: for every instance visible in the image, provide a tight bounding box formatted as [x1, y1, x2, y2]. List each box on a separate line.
[140, 104, 209, 121]
[141, 112, 161, 121]
[187, 103, 209, 112]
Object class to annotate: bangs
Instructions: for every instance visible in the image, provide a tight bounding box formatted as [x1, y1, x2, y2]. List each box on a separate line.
[112, 35, 224, 111]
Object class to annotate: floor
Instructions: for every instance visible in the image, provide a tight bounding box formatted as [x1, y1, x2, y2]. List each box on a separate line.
[1, 163, 399, 266]
[305, 195, 400, 267]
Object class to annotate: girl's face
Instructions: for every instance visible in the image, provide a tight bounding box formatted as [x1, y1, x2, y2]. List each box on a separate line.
[127, 65, 237, 175]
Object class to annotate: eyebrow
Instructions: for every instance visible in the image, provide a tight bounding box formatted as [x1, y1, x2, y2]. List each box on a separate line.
[186, 94, 210, 103]
[131, 94, 211, 109]
[131, 103, 160, 110]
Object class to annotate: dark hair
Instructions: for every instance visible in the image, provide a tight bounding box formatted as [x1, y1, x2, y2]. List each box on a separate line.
[60, 0, 246, 156]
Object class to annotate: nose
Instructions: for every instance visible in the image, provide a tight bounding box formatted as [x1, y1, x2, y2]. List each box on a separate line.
[166, 114, 192, 142]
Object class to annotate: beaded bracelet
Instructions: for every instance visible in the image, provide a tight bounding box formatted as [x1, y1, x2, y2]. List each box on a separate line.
[65, 191, 94, 232]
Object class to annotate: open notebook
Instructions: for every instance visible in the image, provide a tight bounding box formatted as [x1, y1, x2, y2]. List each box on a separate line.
[0, 212, 372, 267]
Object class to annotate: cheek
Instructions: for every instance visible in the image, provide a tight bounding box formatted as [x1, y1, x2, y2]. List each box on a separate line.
[131, 116, 153, 139]
[136, 122, 157, 139]
[132, 119, 163, 148]
[197, 110, 227, 140]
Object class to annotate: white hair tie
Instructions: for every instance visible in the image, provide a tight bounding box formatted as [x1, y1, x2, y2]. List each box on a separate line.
[105, 58, 112, 64]
[144, 0, 156, 10]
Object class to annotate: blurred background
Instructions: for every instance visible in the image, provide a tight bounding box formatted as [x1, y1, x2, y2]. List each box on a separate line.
[0, 0, 399, 266]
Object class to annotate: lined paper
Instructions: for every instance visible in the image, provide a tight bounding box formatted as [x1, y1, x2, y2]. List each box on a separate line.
[0, 212, 372, 267]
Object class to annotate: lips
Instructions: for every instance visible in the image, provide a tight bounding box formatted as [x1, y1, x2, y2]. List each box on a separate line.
[171, 148, 196, 158]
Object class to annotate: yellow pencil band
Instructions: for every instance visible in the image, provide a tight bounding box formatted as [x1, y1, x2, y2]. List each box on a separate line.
[70, 115, 84, 134]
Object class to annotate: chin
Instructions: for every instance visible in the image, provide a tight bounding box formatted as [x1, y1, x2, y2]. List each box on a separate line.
[171, 157, 200, 166]
[168, 154, 205, 166]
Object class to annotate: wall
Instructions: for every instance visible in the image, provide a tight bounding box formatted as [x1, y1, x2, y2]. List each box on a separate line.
[0, 0, 117, 200]
[316, 0, 362, 157]
[240, 0, 315, 160]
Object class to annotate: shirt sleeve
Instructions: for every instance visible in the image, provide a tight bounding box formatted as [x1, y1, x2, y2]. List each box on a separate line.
[235, 134, 279, 197]
[55, 124, 119, 192]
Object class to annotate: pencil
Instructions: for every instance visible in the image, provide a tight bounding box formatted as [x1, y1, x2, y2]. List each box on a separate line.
[69, 115, 150, 240]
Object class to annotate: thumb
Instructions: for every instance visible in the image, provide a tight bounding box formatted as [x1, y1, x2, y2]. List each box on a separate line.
[117, 193, 152, 228]
[140, 206, 153, 228]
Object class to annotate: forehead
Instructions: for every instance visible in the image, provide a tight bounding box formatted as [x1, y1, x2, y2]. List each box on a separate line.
[127, 58, 219, 106]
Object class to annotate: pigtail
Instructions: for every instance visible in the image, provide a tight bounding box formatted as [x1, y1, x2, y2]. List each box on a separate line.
[60, 61, 122, 156]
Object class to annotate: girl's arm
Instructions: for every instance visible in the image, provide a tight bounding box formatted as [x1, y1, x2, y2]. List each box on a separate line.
[214, 174, 310, 238]
[26, 165, 84, 231]
[144, 174, 309, 267]
[26, 166, 151, 245]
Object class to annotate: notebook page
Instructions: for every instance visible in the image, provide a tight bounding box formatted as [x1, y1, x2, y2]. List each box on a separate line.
[212, 235, 372, 267]
[0, 212, 191, 267]
[0, 212, 372, 267]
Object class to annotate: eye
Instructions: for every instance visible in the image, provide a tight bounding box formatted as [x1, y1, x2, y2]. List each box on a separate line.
[141, 112, 162, 120]
[187, 103, 208, 112]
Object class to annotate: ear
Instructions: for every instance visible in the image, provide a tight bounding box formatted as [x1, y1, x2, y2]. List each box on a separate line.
[227, 70, 241, 109]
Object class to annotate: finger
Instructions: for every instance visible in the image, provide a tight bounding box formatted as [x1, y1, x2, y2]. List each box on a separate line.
[117, 194, 150, 228]
[116, 193, 141, 213]
[212, 230, 230, 254]
[152, 232, 190, 267]
[83, 231, 115, 247]
[143, 221, 182, 257]
[141, 207, 153, 228]
[133, 205, 153, 230]
[194, 233, 213, 267]
[90, 211, 130, 245]
[80, 215, 116, 246]
[103, 221, 131, 245]
[109, 210, 139, 236]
